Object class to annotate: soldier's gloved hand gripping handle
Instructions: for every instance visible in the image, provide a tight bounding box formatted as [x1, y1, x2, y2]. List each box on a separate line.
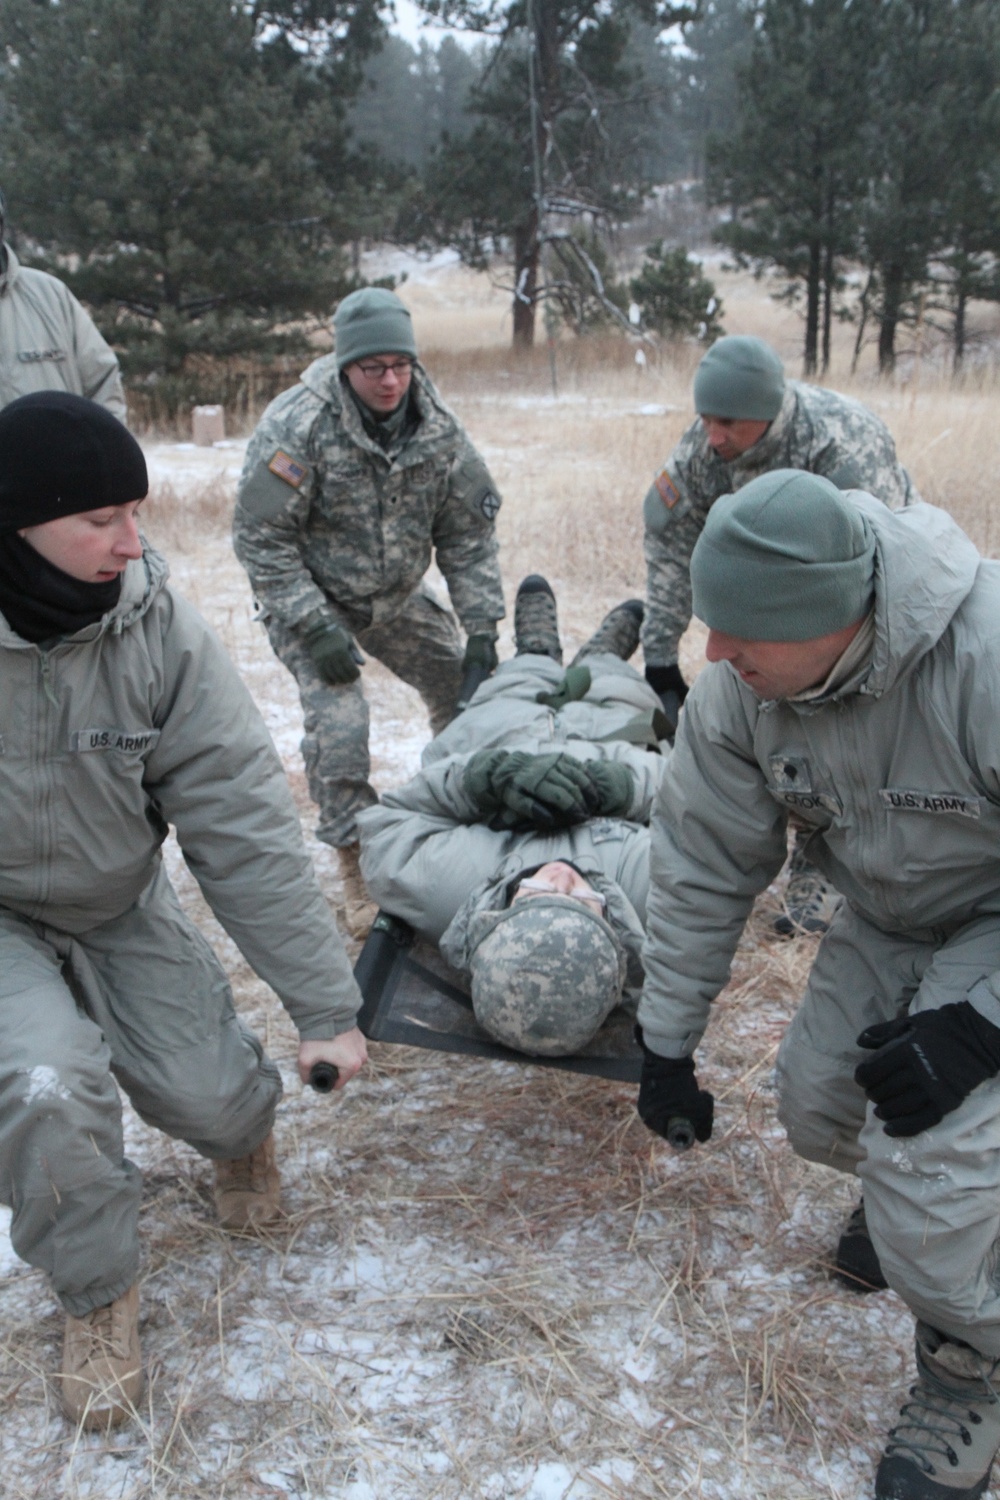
[636, 1026, 714, 1150]
[855, 1000, 1000, 1137]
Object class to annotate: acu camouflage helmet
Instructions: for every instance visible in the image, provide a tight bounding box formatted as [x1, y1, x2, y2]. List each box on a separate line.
[467, 894, 626, 1057]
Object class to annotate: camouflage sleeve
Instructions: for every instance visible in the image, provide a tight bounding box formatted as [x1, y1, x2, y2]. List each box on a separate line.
[432, 431, 506, 635]
[810, 412, 917, 512]
[232, 407, 334, 632]
[641, 419, 718, 666]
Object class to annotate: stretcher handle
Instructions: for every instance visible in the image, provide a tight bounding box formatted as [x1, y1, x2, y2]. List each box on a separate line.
[666, 1115, 696, 1151]
[308, 1062, 340, 1094]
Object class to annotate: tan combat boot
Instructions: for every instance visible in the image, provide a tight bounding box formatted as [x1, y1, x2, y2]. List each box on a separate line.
[337, 842, 378, 941]
[876, 1323, 1000, 1498]
[213, 1131, 283, 1231]
[61, 1283, 143, 1429]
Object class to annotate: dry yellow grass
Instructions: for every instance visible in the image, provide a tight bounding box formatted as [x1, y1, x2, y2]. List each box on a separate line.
[7, 258, 999, 1499]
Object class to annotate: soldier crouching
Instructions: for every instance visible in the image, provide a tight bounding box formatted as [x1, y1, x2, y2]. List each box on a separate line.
[233, 289, 505, 938]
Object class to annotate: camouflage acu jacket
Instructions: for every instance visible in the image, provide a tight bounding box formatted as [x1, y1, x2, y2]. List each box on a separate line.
[233, 355, 505, 637]
[642, 381, 920, 666]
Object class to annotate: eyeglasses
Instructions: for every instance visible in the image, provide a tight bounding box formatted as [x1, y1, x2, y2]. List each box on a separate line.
[515, 877, 607, 909]
[355, 358, 414, 380]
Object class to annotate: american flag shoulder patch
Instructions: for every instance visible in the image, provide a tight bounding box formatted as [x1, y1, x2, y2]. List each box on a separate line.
[655, 469, 680, 508]
[268, 450, 309, 488]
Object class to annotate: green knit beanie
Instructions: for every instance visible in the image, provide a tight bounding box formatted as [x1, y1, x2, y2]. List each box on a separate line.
[691, 470, 876, 641]
[333, 288, 417, 371]
[693, 335, 785, 421]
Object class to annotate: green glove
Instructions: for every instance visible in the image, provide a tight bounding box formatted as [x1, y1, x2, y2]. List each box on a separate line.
[536, 665, 591, 711]
[301, 617, 363, 685]
[463, 748, 510, 817]
[462, 750, 596, 829]
[463, 632, 499, 674]
[583, 760, 635, 817]
[495, 751, 595, 829]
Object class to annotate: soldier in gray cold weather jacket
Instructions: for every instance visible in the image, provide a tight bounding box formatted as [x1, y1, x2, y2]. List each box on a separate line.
[0, 394, 366, 1432]
[359, 578, 668, 1058]
[0, 188, 126, 419]
[637, 469, 1000, 1500]
[641, 335, 919, 937]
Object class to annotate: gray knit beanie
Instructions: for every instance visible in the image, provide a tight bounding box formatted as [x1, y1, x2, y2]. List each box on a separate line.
[693, 335, 785, 421]
[333, 288, 417, 371]
[690, 470, 876, 641]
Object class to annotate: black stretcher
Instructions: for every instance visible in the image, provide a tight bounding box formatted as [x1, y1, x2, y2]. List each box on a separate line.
[354, 911, 643, 1083]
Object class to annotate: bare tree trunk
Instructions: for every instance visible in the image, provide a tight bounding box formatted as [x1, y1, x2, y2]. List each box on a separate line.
[954, 286, 967, 371]
[821, 238, 834, 375]
[851, 271, 874, 375]
[804, 240, 821, 376]
[512, 214, 539, 349]
[878, 261, 905, 374]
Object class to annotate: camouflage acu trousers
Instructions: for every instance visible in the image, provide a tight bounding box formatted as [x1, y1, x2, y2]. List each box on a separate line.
[268, 586, 464, 847]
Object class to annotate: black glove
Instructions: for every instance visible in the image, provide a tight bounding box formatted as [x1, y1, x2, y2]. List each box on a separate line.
[645, 663, 688, 738]
[636, 1029, 714, 1148]
[462, 632, 499, 675]
[454, 632, 499, 714]
[582, 759, 635, 817]
[855, 1001, 1000, 1137]
[302, 617, 363, 685]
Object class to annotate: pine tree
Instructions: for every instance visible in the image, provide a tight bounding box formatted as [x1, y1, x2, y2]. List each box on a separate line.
[674, 0, 755, 181]
[855, 0, 955, 372]
[348, 34, 481, 171]
[414, 0, 694, 347]
[630, 242, 724, 339]
[0, 0, 385, 405]
[937, 1, 1000, 369]
[707, 0, 875, 374]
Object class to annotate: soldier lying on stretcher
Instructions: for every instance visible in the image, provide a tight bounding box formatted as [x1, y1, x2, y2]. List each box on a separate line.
[356, 577, 670, 1057]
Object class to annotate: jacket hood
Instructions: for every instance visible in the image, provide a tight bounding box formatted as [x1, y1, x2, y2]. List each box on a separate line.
[0, 538, 169, 649]
[846, 495, 980, 701]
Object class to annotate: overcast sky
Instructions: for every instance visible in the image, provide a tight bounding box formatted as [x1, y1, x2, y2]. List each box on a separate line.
[390, 0, 474, 48]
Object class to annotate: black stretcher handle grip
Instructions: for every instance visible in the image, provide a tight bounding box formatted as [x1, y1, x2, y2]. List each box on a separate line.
[308, 1062, 340, 1094]
[666, 1115, 696, 1151]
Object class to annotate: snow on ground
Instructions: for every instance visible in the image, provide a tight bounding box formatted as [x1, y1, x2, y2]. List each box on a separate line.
[0, 400, 954, 1499]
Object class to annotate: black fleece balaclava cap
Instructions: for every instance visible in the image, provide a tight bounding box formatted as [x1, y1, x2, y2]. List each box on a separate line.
[0, 391, 147, 533]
